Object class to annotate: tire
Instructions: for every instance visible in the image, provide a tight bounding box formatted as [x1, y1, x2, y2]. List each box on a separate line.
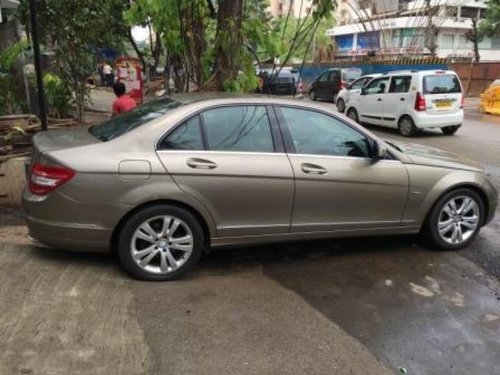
[398, 116, 417, 137]
[420, 188, 485, 251]
[346, 107, 359, 123]
[117, 204, 205, 281]
[337, 98, 345, 113]
[441, 125, 460, 135]
[310, 90, 317, 101]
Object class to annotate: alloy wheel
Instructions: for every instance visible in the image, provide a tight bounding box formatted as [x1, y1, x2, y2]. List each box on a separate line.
[437, 196, 480, 245]
[130, 215, 194, 275]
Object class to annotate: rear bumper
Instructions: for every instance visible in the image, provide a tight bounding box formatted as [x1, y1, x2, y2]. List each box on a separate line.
[22, 188, 121, 252]
[412, 111, 463, 129]
[25, 214, 111, 252]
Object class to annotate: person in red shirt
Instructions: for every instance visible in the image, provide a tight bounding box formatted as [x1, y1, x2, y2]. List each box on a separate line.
[112, 81, 137, 116]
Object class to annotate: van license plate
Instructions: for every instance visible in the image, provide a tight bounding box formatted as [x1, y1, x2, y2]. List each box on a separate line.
[436, 100, 452, 108]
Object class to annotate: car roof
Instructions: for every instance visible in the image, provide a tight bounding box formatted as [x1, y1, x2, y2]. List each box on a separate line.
[384, 69, 458, 76]
[166, 93, 337, 112]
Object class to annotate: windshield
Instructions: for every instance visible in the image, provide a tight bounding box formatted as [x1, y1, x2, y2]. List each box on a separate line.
[343, 69, 363, 82]
[423, 75, 461, 94]
[89, 97, 182, 142]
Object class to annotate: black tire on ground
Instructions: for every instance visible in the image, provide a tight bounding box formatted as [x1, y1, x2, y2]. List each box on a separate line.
[117, 204, 205, 281]
[346, 108, 359, 123]
[420, 188, 485, 251]
[441, 125, 460, 135]
[398, 115, 417, 137]
[337, 98, 345, 113]
[310, 90, 317, 101]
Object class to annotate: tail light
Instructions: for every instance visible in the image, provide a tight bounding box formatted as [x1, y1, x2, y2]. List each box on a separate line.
[415, 92, 426, 111]
[460, 96, 464, 109]
[298, 82, 304, 93]
[340, 80, 346, 89]
[29, 162, 75, 196]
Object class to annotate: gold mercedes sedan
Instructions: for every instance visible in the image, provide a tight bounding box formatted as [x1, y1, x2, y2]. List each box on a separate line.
[23, 95, 498, 280]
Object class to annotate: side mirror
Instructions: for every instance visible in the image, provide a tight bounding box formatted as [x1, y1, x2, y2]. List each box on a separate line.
[371, 141, 388, 162]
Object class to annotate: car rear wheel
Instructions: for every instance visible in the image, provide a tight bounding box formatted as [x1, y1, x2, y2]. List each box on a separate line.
[346, 108, 359, 123]
[310, 90, 317, 101]
[441, 125, 460, 135]
[398, 116, 417, 137]
[117, 204, 204, 281]
[337, 98, 345, 113]
[421, 188, 484, 250]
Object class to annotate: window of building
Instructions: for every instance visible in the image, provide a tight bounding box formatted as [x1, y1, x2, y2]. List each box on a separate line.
[441, 34, 455, 49]
[460, 6, 479, 19]
[479, 37, 491, 49]
[457, 35, 472, 49]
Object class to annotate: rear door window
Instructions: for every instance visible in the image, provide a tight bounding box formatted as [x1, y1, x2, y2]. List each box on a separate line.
[423, 74, 462, 94]
[201, 106, 275, 153]
[389, 76, 412, 93]
[159, 116, 204, 150]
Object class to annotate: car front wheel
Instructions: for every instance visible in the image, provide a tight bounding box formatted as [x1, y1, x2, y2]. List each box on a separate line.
[337, 98, 345, 112]
[421, 188, 485, 250]
[117, 204, 205, 281]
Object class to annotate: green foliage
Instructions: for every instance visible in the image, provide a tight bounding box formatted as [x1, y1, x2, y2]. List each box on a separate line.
[18, 0, 129, 121]
[43, 73, 73, 118]
[0, 40, 29, 115]
[481, 0, 500, 36]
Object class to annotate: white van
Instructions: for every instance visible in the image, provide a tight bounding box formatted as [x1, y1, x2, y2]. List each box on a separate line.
[345, 70, 464, 136]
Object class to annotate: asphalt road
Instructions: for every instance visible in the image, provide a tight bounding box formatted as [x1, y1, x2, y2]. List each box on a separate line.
[1, 104, 500, 375]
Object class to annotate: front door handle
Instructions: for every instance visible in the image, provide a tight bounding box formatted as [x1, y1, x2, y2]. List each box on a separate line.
[301, 163, 327, 175]
[377, 98, 382, 101]
[187, 158, 217, 169]
[400, 98, 405, 101]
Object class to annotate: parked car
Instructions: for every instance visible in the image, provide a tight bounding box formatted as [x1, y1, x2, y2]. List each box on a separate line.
[345, 70, 464, 136]
[23, 95, 497, 281]
[336, 74, 382, 113]
[309, 68, 363, 102]
[257, 67, 301, 96]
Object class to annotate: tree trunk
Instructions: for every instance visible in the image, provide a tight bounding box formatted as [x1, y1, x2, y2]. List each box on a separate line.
[75, 81, 85, 124]
[213, 0, 244, 90]
[128, 29, 147, 73]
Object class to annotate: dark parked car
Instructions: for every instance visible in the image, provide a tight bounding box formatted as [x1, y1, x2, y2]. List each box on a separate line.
[309, 68, 363, 102]
[258, 69, 298, 96]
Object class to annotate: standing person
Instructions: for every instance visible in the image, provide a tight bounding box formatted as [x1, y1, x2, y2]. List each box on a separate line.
[103, 62, 113, 87]
[98, 62, 105, 86]
[111, 81, 137, 117]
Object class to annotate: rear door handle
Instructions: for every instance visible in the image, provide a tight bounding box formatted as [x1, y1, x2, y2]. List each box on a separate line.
[377, 98, 382, 101]
[187, 158, 217, 169]
[301, 163, 327, 175]
[400, 98, 405, 101]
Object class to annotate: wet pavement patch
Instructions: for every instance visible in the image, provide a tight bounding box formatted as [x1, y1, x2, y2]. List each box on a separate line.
[260, 237, 500, 375]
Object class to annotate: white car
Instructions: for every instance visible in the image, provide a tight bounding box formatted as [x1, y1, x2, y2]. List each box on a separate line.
[336, 74, 381, 113]
[345, 70, 464, 136]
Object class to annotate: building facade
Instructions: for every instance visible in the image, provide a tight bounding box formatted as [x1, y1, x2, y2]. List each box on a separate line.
[268, 0, 315, 19]
[328, 0, 500, 61]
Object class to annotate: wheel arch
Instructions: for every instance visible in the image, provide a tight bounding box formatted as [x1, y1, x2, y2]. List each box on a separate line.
[110, 199, 213, 254]
[420, 183, 490, 229]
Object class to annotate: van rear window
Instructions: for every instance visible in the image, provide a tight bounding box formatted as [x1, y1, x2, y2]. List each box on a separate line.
[343, 69, 363, 81]
[423, 75, 461, 94]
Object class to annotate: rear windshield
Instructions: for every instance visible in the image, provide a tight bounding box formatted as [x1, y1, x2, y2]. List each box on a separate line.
[423, 74, 462, 94]
[343, 69, 363, 81]
[89, 97, 182, 141]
